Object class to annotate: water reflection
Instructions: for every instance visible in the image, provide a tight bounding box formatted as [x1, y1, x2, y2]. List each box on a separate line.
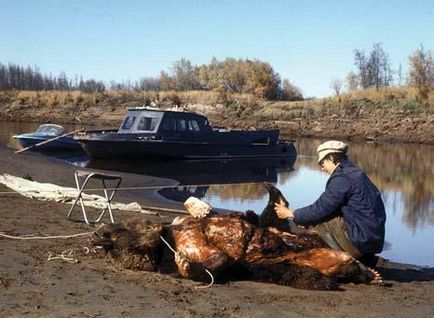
[296, 139, 434, 229]
[85, 157, 296, 202]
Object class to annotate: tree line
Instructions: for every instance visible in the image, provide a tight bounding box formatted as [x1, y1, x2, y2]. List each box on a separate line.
[113, 57, 304, 101]
[331, 43, 434, 104]
[0, 63, 105, 93]
[0, 59, 304, 101]
[2, 44, 432, 103]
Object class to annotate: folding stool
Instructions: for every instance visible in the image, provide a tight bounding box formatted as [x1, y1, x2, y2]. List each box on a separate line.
[67, 170, 122, 226]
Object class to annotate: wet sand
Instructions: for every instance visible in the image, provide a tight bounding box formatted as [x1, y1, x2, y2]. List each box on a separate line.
[1, 144, 434, 317]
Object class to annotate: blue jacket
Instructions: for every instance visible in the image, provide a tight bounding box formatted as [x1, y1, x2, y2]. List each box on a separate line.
[294, 160, 386, 254]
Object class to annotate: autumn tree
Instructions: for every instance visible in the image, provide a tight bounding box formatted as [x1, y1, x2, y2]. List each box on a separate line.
[244, 60, 280, 99]
[171, 58, 200, 91]
[281, 79, 304, 101]
[221, 58, 246, 93]
[159, 71, 175, 91]
[199, 57, 225, 91]
[408, 46, 434, 105]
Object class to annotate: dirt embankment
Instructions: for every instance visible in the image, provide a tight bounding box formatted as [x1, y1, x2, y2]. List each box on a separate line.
[0, 90, 433, 144]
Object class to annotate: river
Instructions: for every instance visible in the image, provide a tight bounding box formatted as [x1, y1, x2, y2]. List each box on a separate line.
[1, 122, 433, 267]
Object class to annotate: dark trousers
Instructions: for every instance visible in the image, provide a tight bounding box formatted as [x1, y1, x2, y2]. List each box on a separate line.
[308, 216, 363, 259]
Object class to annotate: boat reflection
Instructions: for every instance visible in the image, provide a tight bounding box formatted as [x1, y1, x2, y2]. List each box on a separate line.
[85, 156, 296, 202]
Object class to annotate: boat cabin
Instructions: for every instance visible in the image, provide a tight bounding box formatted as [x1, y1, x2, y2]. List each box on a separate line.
[118, 108, 212, 134]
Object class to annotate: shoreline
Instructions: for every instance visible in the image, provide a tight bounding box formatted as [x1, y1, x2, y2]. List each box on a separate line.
[1, 89, 433, 145]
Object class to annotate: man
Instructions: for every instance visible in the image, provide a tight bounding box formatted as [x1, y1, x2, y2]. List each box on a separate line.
[274, 140, 386, 267]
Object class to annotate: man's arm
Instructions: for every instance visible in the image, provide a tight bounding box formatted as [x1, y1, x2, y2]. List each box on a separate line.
[294, 175, 350, 226]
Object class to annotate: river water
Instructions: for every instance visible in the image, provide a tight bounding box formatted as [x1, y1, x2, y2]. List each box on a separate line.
[1, 122, 433, 267]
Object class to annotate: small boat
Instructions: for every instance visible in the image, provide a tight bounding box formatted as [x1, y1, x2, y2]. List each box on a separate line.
[14, 124, 82, 151]
[75, 107, 297, 159]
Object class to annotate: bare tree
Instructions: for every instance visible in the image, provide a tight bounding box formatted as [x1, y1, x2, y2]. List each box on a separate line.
[354, 43, 393, 90]
[138, 77, 161, 91]
[330, 78, 343, 96]
[408, 45, 434, 105]
[354, 50, 369, 89]
[159, 71, 175, 91]
[345, 71, 359, 91]
[397, 63, 403, 86]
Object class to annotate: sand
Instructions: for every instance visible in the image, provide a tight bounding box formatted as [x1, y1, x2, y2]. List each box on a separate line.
[1, 144, 434, 318]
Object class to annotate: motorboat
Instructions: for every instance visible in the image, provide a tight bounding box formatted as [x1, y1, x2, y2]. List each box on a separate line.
[75, 107, 297, 160]
[13, 124, 82, 151]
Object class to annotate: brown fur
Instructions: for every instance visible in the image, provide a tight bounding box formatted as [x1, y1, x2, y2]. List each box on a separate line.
[92, 219, 163, 271]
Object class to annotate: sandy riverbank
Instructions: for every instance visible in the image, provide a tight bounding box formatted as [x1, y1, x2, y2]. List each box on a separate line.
[1, 144, 434, 317]
[1, 89, 433, 145]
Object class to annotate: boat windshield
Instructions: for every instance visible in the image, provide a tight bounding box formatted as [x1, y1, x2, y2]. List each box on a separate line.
[137, 116, 159, 131]
[36, 124, 64, 135]
[121, 116, 136, 130]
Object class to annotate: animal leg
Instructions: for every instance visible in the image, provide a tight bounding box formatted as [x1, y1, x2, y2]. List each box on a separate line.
[184, 197, 214, 218]
[175, 250, 229, 282]
[246, 262, 337, 290]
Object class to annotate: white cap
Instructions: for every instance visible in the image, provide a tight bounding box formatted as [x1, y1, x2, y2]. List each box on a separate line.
[317, 140, 348, 163]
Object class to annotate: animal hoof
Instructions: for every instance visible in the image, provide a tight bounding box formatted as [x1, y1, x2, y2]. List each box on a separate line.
[184, 197, 213, 218]
[368, 267, 384, 286]
[175, 252, 190, 271]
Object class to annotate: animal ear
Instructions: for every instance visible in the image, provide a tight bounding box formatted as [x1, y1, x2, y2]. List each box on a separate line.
[263, 183, 289, 207]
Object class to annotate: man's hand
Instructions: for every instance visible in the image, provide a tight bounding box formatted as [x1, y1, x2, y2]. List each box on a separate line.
[274, 199, 295, 219]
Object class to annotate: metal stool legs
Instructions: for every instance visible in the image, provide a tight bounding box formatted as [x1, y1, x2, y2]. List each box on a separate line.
[67, 171, 122, 226]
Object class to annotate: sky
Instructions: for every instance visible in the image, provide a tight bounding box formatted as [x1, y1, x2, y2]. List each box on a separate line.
[1, 0, 433, 97]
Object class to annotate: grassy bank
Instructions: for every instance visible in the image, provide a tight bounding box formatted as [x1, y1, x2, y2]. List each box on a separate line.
[0, 87, 433, 144]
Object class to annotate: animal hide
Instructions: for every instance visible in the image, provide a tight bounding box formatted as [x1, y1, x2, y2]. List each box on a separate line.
[92, 183, 373, 290]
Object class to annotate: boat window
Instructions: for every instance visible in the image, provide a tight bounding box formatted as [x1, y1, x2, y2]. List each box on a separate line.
[121, 116, 136, 130]
[36, 125, 64, 135]
[162, 118, 177, 131]
[188, 120, 200, 132]
[176, 119, 187, 131]
[252, 137, 270, 145]
[137, 117, 158, 131]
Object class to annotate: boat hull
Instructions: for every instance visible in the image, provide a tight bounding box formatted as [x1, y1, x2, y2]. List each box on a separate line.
[15, 136, 82, 151]
[78, 139, 296, 159]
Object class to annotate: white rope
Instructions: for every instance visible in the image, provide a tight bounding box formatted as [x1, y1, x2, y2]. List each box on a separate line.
[47, 246, 103, 264]
[159, 235, 215, 289]
[47, 249, 79, 263]
[159, 235, 177, 254]
[195, 269, 215, 289]
[0, 231, 94, 240]
[0, 181, 261, 195]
